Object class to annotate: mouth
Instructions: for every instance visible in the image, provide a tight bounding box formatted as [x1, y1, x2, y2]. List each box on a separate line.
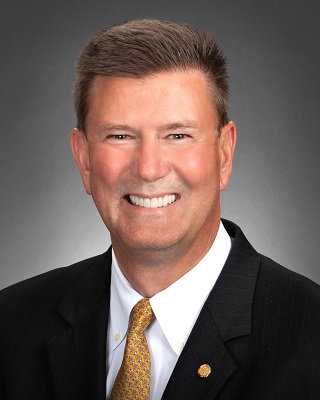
[126, 194, 178, 208]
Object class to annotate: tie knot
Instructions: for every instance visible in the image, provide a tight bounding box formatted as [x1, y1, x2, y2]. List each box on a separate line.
[130, 298, 155, 333]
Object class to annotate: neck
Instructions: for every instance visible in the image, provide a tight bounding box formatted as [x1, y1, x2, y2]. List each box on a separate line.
[111, 221, 220, 298]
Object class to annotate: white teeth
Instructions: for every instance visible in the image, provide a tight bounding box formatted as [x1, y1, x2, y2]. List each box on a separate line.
[129, 194, 176, 208]
[144, 198, 151, 208]
[150, 198, 158, 208]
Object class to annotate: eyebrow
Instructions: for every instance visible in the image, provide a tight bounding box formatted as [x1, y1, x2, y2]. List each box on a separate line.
[160, 120, 198, 131]
[97, 120, 198, 134]
[97, 123, 133, 134]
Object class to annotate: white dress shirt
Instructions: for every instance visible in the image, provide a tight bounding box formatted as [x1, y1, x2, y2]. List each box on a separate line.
[106, 221, 231, 400]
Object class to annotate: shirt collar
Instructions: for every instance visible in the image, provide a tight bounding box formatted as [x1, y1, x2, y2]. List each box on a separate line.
[109, 221, 231, 354]
[109, 253, 143, 350]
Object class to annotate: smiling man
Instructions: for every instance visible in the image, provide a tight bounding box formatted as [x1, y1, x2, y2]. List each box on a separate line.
[1, 19, 320, 400]
[71, 70, 235, 298]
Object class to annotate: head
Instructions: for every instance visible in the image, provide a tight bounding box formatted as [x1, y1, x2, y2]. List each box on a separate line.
[74, 18, 230, 135]
[71, 19, 236, 271]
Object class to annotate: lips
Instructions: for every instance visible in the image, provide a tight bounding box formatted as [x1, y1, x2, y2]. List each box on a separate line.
[128, 194, 176, 208]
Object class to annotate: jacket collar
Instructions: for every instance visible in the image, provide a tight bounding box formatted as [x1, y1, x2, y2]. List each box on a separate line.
[162, 219, 260, 399]
[47, 249, 112, 400]
[208, 219, 260, 342]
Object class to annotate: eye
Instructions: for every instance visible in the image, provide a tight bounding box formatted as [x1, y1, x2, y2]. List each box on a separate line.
[106, 134, 130, 140]
[169, 133, 187, 140]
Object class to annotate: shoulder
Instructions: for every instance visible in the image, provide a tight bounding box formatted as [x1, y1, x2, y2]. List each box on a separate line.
[0, 251, 111, 325]
[223, 218, 320, 327]
[257, 253, 320, 303]
[251, 254, 320, 363]
[220, 220, 320, 394]
[223, 218, 320, 302]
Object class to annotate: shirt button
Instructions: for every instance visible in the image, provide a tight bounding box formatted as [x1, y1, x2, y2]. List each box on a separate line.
[114, 333, 121, 342]
[177, 341, 184, 350]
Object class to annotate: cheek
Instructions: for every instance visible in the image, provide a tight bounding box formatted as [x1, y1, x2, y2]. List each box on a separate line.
[89, 147, 128, 188]
[174, 146, 220, 189]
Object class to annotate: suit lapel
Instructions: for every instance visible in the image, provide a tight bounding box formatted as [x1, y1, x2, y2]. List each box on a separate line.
[161, 303, 237, 400]
[47, 250, 112, 400]
[162, 220, 260, 399]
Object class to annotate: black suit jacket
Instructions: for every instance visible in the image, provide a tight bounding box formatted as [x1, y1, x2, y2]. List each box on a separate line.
[1, 219, 320, 399]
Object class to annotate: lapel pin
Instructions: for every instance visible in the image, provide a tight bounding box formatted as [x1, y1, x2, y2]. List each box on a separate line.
[197, 364, 211, 378]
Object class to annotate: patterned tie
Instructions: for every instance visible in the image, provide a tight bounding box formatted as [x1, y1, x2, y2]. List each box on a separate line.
[110, 298, 155, 400]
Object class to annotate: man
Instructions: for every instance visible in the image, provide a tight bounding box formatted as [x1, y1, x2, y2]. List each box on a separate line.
[0, 18, 319, 400]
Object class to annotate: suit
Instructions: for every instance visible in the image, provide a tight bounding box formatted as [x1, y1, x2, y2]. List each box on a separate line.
[1, 219, 320, 399]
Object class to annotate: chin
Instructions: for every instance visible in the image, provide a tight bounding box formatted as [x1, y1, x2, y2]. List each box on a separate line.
[116, 230, 181, 252]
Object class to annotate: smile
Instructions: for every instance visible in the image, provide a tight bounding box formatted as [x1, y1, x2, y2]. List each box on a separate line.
[128, 194, 177, 208]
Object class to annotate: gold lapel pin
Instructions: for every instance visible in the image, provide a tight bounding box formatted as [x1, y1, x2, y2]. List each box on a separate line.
[197, 364, 211, 378]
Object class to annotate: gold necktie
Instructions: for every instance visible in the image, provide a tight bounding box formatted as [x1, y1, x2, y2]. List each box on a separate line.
[110, 298, 155, 400]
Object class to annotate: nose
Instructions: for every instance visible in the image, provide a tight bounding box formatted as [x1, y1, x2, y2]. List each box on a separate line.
[132, 137, 169, 182]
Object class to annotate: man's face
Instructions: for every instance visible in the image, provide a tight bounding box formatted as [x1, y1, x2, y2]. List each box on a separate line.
[71, 70, 235, 255]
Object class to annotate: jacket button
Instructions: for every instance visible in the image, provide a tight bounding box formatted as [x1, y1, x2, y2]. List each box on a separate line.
[197, 364, 211, 378]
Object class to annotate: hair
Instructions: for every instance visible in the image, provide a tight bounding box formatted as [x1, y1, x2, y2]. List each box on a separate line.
[74, 18, 230, 134]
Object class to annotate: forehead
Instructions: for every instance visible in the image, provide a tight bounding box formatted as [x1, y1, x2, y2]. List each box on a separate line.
[90, 69, 213, 102]
[86, 70, 217, 130]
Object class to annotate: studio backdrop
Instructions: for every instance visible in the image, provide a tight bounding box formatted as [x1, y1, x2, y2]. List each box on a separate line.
[1, 0, 319, 289]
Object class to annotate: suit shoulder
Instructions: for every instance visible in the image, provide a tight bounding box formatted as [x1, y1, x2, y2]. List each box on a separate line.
[255, 253, 320, 320]
[0, 252, 110, 317]
[258, 253, 320, 293]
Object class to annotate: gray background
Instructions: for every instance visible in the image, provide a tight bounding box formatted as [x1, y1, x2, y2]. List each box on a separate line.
[1, 0, 319, 290]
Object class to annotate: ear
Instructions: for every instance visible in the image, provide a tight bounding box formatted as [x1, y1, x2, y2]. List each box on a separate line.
[219, 121, 237, 191]
[70, 128, 92, 195]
